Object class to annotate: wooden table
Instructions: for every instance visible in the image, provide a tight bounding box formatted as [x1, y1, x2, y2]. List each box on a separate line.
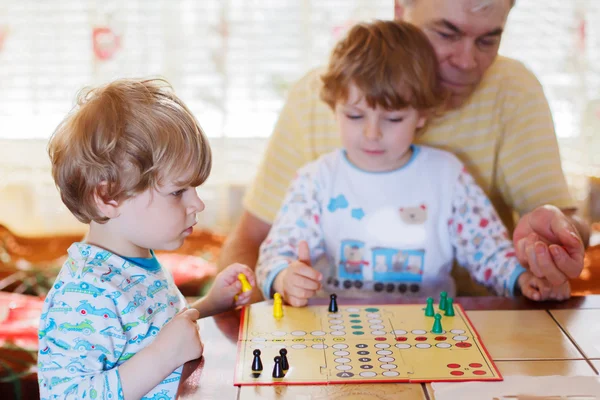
[177, 295, 600, 400]
[4, 295, 600, 400]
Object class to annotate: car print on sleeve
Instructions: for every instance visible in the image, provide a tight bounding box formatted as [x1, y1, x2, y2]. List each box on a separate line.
[122, 321, 140, 332]
[62, 282, 106, 297]
[100, 266, 122, 282]
[39, 318, 57, 339]
[128, 326, 160, 344]
[73, 338, 110, 355]
[76, 300, 118, 319]
[142, 389, 170, 400]
[119, 274, 146, 292]
[38, 361, 63, 372]
[100, 326, 127, 341]
[147, 280, 168, 298]
[122, 291, 147, 315]
[58, 319, 95, 335]
[49, 300, 73, 314]
[138, 303, 167, 323]
[64, 360, 88, 374]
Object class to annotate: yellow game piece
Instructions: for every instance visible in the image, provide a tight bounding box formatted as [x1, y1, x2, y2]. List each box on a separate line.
[238, 273, 252, 292]
[273, 293, 283, 319]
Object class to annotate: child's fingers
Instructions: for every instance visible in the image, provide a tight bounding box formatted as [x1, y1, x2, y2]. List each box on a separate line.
[286, 294, 308, 307]
[285, 284, 317, 301]
[292, 274, 321, 291]
[298, 240, 311, 266]
[292, 263, 322, 282]
[520, 280, 542, 301]
[181, 308, 200, 320]
[235, 291, 252, 306]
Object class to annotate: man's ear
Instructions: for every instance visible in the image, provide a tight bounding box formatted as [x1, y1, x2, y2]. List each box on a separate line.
[94, 182, 120, 219]
[394, 0, 406, 20]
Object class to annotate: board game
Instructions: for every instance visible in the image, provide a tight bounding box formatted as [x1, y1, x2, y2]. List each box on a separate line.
[234, 298, 502, 386]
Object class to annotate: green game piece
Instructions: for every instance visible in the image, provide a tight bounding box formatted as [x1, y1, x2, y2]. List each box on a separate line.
[425, 297, 435, 317]
[431, 313, 443, 334]
[445, 297, 455, 317]
[439, 291, 447, 310]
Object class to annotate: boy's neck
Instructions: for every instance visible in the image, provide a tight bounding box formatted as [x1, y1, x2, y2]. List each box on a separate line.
[86, 221, 152, 259]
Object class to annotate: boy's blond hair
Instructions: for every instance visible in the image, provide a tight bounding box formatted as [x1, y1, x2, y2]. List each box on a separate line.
[320, 20, 445, 112]
[49, 78, 212, 224]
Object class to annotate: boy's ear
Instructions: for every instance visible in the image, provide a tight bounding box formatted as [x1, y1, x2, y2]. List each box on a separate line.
[416, 112, 427, 129]
[93, 182, 120, 219]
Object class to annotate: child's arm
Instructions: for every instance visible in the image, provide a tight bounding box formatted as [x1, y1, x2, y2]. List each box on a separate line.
[119, 308, 202, 399]
[189, 263, 256, 318]
[256, 169, 326, 301]
[448, 167, 527, 296]
[38, 292, 201, 400]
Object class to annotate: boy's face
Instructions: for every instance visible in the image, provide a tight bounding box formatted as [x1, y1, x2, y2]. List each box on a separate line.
[335, 84, 425, 173]
[113, 178, 205, 254]
[400, 0, 511, 108]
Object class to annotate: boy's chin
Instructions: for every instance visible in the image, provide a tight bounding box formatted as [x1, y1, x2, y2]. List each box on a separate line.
[152, 238, 185, 252]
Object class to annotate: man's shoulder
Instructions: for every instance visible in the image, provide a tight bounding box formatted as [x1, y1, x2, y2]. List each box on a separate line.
[480, 55, 543, 93]
[286, 66, 327, 102]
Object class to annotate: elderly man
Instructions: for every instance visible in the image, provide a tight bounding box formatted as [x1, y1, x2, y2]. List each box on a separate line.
[219, 0, 589, 302]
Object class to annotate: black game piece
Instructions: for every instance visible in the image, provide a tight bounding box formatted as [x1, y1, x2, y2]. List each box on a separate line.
[328, 293, 338, 313]
[252, 349, 263, 372]
[279, 348, 289, 370]
[272, 356, 284, 378]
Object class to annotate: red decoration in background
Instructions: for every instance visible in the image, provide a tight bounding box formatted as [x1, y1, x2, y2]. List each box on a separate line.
[0, 25, 9, 52]
[92, 26, 121, 61]
[0, 292, 43, 351]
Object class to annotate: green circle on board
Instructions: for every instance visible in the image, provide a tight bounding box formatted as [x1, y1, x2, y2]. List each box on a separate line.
[352, 331, 365, 335]
[350, 319, 361, 323]
[349, 314, 360, 317]
[365, 308, 380, 312]
[351, 325, 363, 329]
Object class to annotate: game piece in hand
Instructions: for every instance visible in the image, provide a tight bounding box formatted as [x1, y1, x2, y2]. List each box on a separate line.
[273, 293, 283, 319]
[235, 273, 253, 302]
[445, 297, 455, 317]
[252, 349, 263, 372]
[425, 297, 435, 317]
[238, 273, 252, 292]
[328, 293, 338, 313]
[272, 356, 285, 378]
[279, 348, 289, 370]
[431, 313, 443, 334]
[439, 291, 447, 310]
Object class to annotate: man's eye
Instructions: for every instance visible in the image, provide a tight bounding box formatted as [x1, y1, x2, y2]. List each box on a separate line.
[437, 31, 456, 40]
[478, 38, 499, 49]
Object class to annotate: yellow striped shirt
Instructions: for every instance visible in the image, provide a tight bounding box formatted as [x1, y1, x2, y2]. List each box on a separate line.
[244, 56, 574, 234]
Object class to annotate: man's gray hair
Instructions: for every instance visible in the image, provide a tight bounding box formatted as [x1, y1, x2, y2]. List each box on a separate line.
[399, 0, 516, 8]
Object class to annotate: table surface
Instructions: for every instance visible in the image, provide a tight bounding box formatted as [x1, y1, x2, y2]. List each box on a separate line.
[4, 295, 600, 400]
[175, 295, 600, 400]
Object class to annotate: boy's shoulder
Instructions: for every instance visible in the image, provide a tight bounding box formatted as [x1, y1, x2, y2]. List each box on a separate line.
[53, 243, 151, 299]
[296, 149, 344, 179]
[416, 145, 463, 169]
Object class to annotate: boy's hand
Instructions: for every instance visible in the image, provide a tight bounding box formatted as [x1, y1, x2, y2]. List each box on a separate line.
[207, 263, 256, 311]
[150, 308, 203, 369]
[517, 271, 571, 302]
[273, 241, 322, 307]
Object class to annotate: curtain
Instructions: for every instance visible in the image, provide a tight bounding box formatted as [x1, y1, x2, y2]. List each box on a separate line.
[0, 0, 598, 235]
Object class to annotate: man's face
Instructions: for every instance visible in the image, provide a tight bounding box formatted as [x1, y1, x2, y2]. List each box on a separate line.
[400, 0, 512, 108]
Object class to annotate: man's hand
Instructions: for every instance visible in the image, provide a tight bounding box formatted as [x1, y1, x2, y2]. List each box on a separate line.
[513, 205, 585, 286]
[273, 241, 322, 307]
